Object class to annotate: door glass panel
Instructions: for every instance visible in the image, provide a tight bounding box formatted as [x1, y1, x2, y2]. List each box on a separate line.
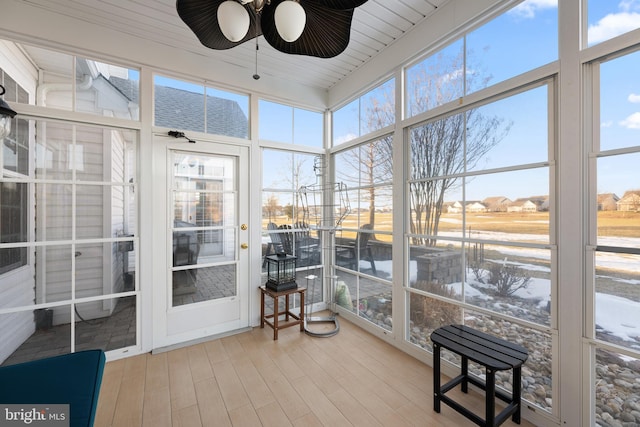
[171, 152, 238, 307]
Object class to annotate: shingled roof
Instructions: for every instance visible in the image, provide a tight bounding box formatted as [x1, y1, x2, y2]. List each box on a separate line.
[109, 76, 248, 139]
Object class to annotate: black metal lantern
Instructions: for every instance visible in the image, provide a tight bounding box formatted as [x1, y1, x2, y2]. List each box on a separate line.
[265, 253, 297, 292]
[0, 84, 17, 140]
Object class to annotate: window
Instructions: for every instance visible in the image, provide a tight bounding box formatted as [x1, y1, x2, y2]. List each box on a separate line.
[587, 0, 640, 47]
[590, 48, 640, 424]
[259, 100, 323, 147]
[333, 78, 395, 146]
[1, 68, 29, 275]
[154, 76, 249, 139]
[406, 82, 554, 413]
[75, 57, 140, 120]
[261, 149, 323, 303]
[0, 117, 138, 364]
[407, 0, 558, 118]
[0, 41, 139, 119]
[333, 136, 394, 330]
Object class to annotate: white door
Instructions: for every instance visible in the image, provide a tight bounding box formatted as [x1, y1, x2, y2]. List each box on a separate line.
[154, 141, 250, 348]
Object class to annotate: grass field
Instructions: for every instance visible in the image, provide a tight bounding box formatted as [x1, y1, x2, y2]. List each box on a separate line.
[265, 210, 640, 239]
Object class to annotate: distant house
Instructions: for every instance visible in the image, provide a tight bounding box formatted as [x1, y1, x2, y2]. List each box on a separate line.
[508, 198, 539, 213]
[447, 201, 464, 213]
[445, 201, 486, 213]
[483, 196, 512, 212]
[597, 193, 619, 211]
[466, 201, 487, 213]
[529, 195, 550, 212]
[617, 190, 640, 211]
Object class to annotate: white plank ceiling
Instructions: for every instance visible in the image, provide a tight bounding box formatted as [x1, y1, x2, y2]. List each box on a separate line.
[16, 0, 449, 91]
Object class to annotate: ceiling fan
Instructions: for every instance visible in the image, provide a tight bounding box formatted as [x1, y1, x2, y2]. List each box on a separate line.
[176, 0, 369, 59]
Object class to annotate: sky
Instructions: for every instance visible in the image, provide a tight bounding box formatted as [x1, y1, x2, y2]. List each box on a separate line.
[328, 0, 640, 202]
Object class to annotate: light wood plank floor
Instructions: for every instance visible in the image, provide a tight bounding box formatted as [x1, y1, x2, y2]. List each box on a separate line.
[95, 317, 537, 427]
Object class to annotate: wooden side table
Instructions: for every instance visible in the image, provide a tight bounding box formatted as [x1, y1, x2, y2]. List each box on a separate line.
[259, 285, 306, 340]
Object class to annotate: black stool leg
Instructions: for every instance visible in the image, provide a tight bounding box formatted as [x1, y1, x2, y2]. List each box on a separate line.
[461, 356, 468, 393]
[513, 366, 522, 424]
[433, 343, 441, 413]
[486, 368, 495, 426]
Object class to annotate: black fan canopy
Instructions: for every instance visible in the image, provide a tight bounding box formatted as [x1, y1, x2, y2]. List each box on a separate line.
[176, 0, 368, 58]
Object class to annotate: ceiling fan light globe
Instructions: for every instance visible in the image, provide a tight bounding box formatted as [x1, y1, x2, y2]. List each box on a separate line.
[274, 1, 306, 42]
[217, 1, 250, 42]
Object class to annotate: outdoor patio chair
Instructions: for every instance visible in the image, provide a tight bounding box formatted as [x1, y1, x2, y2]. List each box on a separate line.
[293, 222, 321, 266]
[335, 224, 377, 274]
[262, 222, 287, 268]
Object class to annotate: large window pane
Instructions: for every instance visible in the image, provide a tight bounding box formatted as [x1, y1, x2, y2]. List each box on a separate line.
[0, 305, 72, 366]
[588, 0, 640, 46]
[333, 99, 359, 145]
[333, 78, 395, 146]
[1, 42, 73, 110]
[75, 296, 136, 352]
[154, 76, 205, 132]
[260, 100, 292, 142]
[34, 245, 73, 304]
[406, 40, 464, 117]
[591, 48, 640, 425]
[408, 293, 463, 350]
[464, 310, 553, 412]
[294, 108, 323, 148]
[466, 244, 551, 326]
[410, 178, 464, 240]
[173, 265, 236, 307]
[599, 51, 640, 151]
[465, 168, 550, 244]
[259, 100, 322, 146]
[595, 252, 640, 351]
[35, 122, 73, 180]
[75, 57, 139, 120]
[36, 183, 72, 241]
[466, 0, 557, 91]
[0, 182, 28, 251]
[597, 154, 640, 247]
[206, 86, 249, 139]
[360, 78, 395, 136]
[467, 86, 548, 171]
[408, 242, 464, 302]
[4, 118, 29, 175]
[594, 349, 640, 425]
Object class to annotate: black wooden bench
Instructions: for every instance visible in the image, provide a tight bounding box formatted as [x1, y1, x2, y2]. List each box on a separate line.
[430, 324, 529, 427]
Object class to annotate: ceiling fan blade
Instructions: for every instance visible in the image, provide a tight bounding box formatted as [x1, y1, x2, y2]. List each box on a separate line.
[261, 0, 355, 58]
[176, 0, 261, 50]
[317, 0, 369, 10]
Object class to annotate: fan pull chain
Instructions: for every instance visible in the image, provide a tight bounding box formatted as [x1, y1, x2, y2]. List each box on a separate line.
[253, 36, 260, 80]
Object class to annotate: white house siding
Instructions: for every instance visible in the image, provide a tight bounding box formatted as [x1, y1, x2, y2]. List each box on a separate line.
[0, 43, 37, 364]
[35, 124, 112, 325]
[0, 266, 36, 364]
[110, 130, 126, 296]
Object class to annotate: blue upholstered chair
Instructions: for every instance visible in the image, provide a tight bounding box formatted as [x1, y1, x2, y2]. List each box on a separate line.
[0, 349, 106, 427]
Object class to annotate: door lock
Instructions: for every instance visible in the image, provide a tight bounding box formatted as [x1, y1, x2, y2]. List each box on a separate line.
[241, 243, 248, 249]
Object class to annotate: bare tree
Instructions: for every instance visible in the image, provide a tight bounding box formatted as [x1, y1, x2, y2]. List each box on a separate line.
[334, 49, 509, 246]
[275, 153, 316, 224]
[336, 88, 395, 231]
[264, 193, 279, 222]
[407, 50, 511, 246]
[409, 110, 508, 245]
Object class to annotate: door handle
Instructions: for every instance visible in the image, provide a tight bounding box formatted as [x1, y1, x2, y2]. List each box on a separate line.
[241, 243, 248, 249]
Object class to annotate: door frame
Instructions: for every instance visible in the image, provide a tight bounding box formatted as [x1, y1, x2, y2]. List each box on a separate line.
[150, 135, 251, 350]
